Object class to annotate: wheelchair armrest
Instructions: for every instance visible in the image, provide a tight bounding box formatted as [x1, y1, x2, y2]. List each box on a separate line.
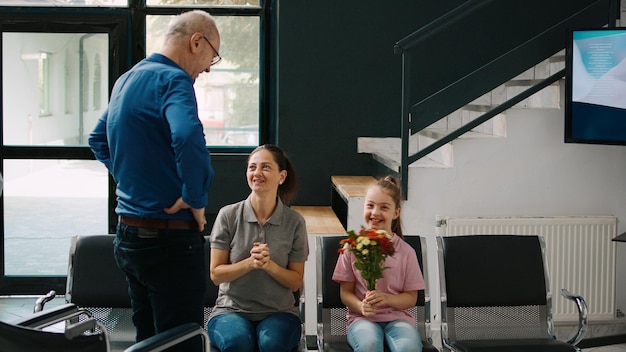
[65, 318, 98, 339]
[33, 290, 57, 313]
[14, 303, 80, 328]
[560, 288, 588, 346]
[123, 323, 209, 352]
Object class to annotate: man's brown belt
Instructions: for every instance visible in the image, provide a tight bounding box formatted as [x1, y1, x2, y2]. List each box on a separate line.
[119, 216, 198, 231]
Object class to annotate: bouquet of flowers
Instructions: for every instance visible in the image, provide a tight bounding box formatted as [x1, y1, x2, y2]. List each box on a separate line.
[339, 227, 395, 290]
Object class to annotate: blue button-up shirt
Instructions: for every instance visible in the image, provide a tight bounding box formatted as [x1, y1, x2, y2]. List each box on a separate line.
[89, 53, 214, 219]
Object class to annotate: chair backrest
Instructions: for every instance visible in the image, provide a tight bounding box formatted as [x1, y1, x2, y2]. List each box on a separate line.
[316, 234, 431, 349]
[66, 235, 135, 348]
[67, 235, 130, 307]
[436, 234, 553, 342]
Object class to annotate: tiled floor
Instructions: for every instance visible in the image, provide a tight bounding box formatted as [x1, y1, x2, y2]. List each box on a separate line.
[1, 295, 626, 351]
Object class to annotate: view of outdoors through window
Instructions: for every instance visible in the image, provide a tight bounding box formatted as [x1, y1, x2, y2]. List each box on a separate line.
[146, 15, 260, 147]
[2, 32, 110, 275]
[2, 159, 108, 275]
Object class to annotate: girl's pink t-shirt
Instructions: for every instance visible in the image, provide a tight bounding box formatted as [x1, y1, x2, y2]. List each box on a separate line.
[332, 234, 426, 328]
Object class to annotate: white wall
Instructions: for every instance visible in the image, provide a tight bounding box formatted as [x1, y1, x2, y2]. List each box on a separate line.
[403, 105, 626, 328]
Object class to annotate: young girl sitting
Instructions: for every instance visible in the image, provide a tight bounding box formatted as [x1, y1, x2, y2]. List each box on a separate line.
[332, 176, 425, 352]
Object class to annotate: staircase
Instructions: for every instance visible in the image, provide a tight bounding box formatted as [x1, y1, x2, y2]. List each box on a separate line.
[353, 0, 619, 198]
[357, 51, 565, 172]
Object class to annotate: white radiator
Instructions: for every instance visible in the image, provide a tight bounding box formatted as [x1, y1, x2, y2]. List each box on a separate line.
[442, 216, 618, 321]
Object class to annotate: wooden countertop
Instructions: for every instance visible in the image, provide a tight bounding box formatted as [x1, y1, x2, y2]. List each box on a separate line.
[292, 206, 345, 235]
[331, 175, 376, 200]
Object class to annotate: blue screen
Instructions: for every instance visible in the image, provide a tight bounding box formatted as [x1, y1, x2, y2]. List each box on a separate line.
[566, 28, 626, 144]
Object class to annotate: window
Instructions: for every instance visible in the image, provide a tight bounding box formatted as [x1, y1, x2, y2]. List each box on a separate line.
[146, 13, 260, 147]
[146, 0, 259, 7]
[3, 33, 109, 146]
[38, 52, 52, 116]
[0, 0, 126, 6]
[0, 17, 128, 294]
[93, 53, 102, 110]
[2, 159, 108, 276]
[0, 3, 267, 295]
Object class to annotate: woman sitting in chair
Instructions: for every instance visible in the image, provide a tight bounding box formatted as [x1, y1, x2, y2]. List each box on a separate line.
[333, 176, 425, 352]
[206, 144, 308, 352]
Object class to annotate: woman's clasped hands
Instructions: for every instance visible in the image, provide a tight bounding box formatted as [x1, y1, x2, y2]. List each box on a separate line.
[250, 242, 270, 269]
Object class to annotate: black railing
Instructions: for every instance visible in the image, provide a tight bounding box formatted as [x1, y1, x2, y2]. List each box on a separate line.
[390, 0, 618, 198]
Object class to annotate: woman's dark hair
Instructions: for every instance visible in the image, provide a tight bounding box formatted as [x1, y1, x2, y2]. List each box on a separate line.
[248, 144, 298, 205]
[374, 175, 404, 238]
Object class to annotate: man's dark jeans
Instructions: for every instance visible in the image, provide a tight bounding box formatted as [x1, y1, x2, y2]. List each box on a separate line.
[115, 223, 207, 351]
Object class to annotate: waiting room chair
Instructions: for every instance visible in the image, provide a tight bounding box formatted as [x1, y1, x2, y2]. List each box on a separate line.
[316, 234, 439, 352]
[36, 234, 218, 351]
[37, 234, 303, 352]
[436, 234, 588, 352]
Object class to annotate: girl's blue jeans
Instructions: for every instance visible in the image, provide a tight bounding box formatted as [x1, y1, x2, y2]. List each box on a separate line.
[347, 319, 423, 352]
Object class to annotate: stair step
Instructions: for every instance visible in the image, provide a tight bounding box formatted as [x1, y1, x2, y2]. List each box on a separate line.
[358, 137, 453, 170]
[463, 104, 492, 112]
[506, 79, 559, 87]
[494, 81, 561, 109]
[434, 105, 507, 138]
[424, 128, 500, 139]
[291, 206, 345, 234]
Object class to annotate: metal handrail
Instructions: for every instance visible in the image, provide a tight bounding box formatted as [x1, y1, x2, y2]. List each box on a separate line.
[393, 0, 618, 198]
[394, 0, 494, 54]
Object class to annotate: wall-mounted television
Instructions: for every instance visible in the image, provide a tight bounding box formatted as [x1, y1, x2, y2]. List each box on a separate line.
[565, 27, 626, 145]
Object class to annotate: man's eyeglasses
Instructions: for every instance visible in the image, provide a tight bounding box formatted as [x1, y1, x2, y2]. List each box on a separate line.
[202, 36, 222, 66]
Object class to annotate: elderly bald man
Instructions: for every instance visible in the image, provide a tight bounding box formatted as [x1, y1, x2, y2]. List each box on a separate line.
[89, 10, 220, 351]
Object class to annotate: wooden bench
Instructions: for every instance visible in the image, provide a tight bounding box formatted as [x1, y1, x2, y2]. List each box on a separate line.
[292, 205, 345, 235]
[330, 176, 376, 230]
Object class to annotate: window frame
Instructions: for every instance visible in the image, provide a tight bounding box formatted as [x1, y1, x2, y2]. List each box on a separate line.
[0, 2, 270, 295]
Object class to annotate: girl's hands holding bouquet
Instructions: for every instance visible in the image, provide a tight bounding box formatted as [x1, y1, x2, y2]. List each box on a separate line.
[359, 299, 376, 316]
[360, 289, 389, 316]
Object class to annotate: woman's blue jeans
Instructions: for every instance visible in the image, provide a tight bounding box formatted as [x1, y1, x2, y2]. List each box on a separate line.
[347, 319, 423, 352]
[207, 312, 301, 352]
[114, 223, 207, 351]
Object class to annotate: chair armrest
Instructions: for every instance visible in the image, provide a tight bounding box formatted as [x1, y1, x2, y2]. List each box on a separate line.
[316, 294, 324, 352]
[64, 318, 100, 339]
[33, 290, 57, 313]
[123, 323, 209, 352]
[14, 303, 80, 328]
[560, 288, 588, 346]
[296, 288, 306, 352]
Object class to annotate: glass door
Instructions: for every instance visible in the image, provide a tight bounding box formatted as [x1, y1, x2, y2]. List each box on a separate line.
[0, 13, 129, 294]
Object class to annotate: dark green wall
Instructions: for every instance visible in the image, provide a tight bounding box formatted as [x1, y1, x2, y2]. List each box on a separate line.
[207, 1, 467, 216]
[274, 0, 464, 205]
